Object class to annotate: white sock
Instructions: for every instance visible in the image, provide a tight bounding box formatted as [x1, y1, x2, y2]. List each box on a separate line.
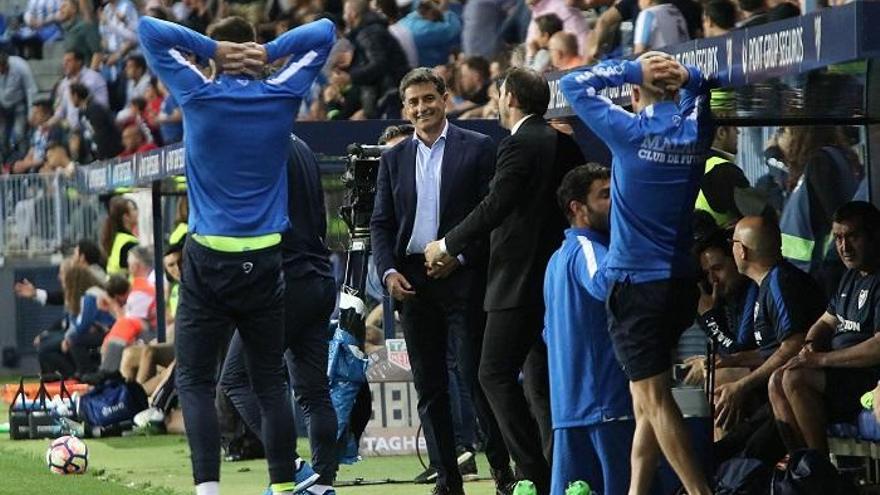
[308, 484, 333, 494]
[195, 481, 220, 495]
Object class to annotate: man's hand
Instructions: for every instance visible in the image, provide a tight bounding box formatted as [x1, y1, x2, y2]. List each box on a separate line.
[714, 380, 747, 430]
[60, 338, 70, 354]
[640, 53, 687, 93]
[424, 240, 448, 265]
[385, 272, 416, 301]
[697, 281, 718, 315]
[683, 355, 706, 387]
[783, 347, 824, 370]
[214, 41, 267, 76]
[426, 256, 460, 279]
[14, 279, 37, 299]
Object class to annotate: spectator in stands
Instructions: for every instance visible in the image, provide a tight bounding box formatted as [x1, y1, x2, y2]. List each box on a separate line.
[769, 201, 880, 454]
[11, 0, 63, 59]
[525, 0, 589, 63]
[94, 0, 139, 90]
[451, 56, 491, 117]
[156, 80, 182, 145]
[736, 0, 769, 27]
[372, 0, 418, 69]
[714, 216, 825, 433]
[461, 0, 515, 59]
[118, 124, 158, 157]
[57, 0, 101, 64]
[12, 100, 61, 174]
[181, 0, 214, 34]
[633, 0, 690, 55]
[100, 195, 139, 276]
[61, 262, 117, 376]
[43, 140, 77, 177]
[526, 14, 563, 73]
[547, 31, 583, 70]
[702, 0, 737, 37]
[52, 50, 109, 129]
[399, 0, 462, 68]
[341, 0, 411, 118]
[0, 52, 39, 160]
[69, 82, 123, 160]
[585, 0, 702, 63]
[115, 54, 152, 124]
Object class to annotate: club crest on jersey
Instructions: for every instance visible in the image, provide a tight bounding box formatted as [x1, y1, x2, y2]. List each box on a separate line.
[859, 289, 869, 310]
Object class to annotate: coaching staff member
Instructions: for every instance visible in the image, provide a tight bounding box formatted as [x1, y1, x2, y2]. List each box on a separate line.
[371, 67, 505, 495]
[426, 67, 585, 495]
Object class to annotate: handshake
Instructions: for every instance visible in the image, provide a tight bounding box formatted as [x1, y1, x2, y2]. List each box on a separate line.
[384, 239, 460, 301]
[213, 41, 269, 77]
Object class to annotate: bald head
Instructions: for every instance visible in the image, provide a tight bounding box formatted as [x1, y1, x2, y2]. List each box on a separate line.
[549, 32, 578, 57]
[735, 216, 781, 260]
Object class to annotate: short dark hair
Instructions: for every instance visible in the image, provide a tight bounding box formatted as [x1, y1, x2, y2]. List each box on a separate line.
[556, 163, 610, 220]
[461, 56, 491, 82]
[379, 124, 415, 145]
[535, 13, 563, 36]
[501, 67, 550, 116]
[693, 227, 733, 258]
[32, 99, 52, 112]
[130, 96, 147, 112]
[69, 82, 89, 101]
[76, 239, 103, 266]
[833, 201, 880, 234]
[399, 67, 447, 98]
[374, 0, 399, 21]
[207, 16, 256, 43]
[65, 50, 85, 63]
[106, 274, 131, 297]
[705, 0, 737, 30]
[126, 54, 147, 71]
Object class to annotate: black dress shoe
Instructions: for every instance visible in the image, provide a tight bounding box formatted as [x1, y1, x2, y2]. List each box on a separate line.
[491, 466, 517, 495]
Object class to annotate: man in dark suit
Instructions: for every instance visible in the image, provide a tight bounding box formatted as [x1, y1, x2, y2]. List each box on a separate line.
[371, 67, 511, 495]
[425, 67, 585, 495]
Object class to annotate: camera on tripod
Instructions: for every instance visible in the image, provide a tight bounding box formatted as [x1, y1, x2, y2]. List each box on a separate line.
[340, 143, 388, 239]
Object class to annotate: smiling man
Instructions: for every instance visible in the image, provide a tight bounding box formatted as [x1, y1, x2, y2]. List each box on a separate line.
[769, 201, 880, 454]
[370, 67, 506, 495]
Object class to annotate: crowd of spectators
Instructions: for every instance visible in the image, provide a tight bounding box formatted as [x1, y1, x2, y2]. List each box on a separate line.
[0, 0, 841, 173]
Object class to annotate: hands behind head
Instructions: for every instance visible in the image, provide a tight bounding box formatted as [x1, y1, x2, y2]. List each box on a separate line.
[639, 52, 689, 94]
[214, 41, 268, 77]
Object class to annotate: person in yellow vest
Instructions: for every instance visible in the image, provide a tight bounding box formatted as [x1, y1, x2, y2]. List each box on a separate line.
[169, 196, 188, 248]
[100, 196, 140, 277]
[695, 126, 749, 228]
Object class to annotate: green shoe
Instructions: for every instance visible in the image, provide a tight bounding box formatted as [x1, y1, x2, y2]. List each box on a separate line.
[512, 480, 537, 495]
[565, 480, 592, 495]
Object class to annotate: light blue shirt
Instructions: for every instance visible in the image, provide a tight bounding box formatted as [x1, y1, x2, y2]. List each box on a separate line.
[406, 120, 448, 254]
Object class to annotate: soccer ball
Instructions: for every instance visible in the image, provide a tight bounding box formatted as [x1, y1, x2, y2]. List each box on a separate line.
[46, 435, 89, 474]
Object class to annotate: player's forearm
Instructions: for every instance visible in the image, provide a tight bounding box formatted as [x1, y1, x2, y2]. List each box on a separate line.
[804, 318, 835, 346]
[138, 16, 217, 61]
[741, 335, 804, 391]
[820, 335, 880, 368]
[265, 18, 335, 63]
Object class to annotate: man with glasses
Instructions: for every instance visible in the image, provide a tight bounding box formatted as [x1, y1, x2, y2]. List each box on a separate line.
[714, 216, 825, 441]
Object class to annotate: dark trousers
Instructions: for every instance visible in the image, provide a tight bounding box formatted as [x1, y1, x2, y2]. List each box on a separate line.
[480, 305, 552, 494]
[398, 256, 473, 489]
[37, 331, 75, 377]
[175, 240, 295, 485]
[220, 274, 339, 485]
[69, 330, 106, 375]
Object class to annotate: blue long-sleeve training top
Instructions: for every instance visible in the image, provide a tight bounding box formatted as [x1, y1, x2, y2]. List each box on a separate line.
[138, 16, 335, 237]
[560, 60, 714, 283]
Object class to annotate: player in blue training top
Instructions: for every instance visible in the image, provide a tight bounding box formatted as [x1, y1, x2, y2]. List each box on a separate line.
[544, 164, 636, 495]
[138, 15, 334, 495]
[560, 53, 714, 495]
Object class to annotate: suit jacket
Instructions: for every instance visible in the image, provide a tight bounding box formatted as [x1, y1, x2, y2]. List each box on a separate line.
[371, 122, 496, 281]
[445, 117, 585, 311]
